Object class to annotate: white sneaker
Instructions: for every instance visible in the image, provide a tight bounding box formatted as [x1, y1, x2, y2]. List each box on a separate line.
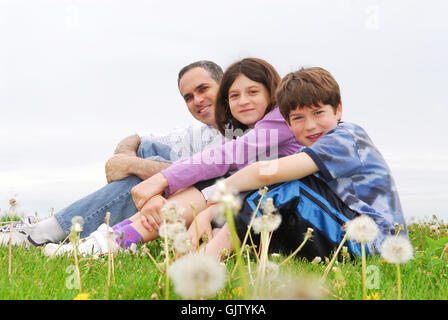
[44, 223, 119, 257]
[0, 217, 35, 247]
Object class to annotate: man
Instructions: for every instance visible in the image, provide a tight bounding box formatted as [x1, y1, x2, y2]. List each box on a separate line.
[0, 60, 224, 246]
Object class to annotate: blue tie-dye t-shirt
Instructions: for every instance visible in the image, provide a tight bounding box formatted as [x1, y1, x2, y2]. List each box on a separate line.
[301, 121, 407, 250]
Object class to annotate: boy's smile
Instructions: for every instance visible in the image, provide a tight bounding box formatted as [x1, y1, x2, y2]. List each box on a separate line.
[287, 102, 342, 147]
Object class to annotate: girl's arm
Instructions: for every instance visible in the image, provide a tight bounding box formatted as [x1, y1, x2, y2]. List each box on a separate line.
[161, 108, 301, 196]
[223, 152, 319, 192]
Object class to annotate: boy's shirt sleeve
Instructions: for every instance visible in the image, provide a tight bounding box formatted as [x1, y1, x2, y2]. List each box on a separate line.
[301, 126, 362, 181]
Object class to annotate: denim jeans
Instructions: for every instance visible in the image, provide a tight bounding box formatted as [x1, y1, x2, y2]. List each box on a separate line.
[54, 140, 176, 238]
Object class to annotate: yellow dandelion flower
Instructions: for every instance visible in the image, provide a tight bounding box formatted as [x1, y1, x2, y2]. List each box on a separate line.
[366, 292, 380, 300]
[232, 287, 243, 297]
[73, 293, 90, 300]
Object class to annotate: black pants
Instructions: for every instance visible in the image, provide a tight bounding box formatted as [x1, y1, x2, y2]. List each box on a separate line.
[234, 175, 367, 261]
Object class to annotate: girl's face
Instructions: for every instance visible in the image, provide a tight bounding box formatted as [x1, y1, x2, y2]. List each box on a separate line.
[228, 73, 270, 128]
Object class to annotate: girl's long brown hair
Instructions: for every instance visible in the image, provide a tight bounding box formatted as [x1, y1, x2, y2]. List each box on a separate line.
[215, 58, 281, 136]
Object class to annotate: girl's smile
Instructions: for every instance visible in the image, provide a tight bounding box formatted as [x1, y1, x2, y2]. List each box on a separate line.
[228, 74, 270, 129]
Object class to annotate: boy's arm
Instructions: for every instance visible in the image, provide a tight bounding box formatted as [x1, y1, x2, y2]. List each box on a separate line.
[224, 152, 319, 192]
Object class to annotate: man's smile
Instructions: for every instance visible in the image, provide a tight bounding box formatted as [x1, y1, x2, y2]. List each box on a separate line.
[198, 104, 211, 114]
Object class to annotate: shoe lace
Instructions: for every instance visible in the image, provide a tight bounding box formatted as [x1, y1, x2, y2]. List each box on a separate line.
[0, 217, 35, 233]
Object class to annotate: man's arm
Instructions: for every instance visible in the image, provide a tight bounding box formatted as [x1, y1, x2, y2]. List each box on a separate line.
[223, 152, 319, 192]
[105, 154, 171, 183]
[114, 135, 141, 156]
[106, 134, 172, 183]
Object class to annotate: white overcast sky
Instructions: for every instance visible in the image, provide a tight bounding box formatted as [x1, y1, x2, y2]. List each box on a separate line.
[1, 0, 447, 222]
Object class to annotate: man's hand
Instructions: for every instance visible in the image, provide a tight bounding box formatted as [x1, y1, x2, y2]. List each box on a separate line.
[114, 135, 141, 156]
[186, 205, 215, 250]
[105, 154, 134, 183]
[139, 194, 167, 232]
[131, 172, 169, 210]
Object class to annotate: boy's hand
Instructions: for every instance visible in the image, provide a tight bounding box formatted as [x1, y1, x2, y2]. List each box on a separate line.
[139, 194, 167, 232]
[186, 206, 215, 250]
[131, 173, 169, 210]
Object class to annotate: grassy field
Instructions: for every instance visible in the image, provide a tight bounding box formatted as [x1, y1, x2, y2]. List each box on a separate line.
[0, 215, 447, 300]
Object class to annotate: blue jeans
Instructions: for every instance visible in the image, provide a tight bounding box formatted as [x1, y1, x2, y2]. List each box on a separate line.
[54, 140, 176, 238]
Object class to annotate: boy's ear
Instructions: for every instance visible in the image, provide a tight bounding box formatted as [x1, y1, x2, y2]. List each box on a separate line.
[285, 116, 293, 131]
[336, 101, 343, 121]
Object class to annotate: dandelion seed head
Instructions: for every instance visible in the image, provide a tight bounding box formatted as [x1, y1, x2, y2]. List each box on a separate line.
[345, 215, 379, 243]
[269, 274, 326, 300]
[258, 186, 269, 197]
[264, 261, 279, 281]
[305, 228, 314, 239]
[168, 253, 226, 299]
[210, 180, 242, 225]
[9, 198, 17, 207]
[262, 198, 276, 215]
[173, 232, 192, 254]
[252, 213, 281, 234]
[380, 235, 413, 264]
[311, 256, 322, 265]
[160, 201, 185, 221]
[71, 216, 84, 233]
[430, 224, 440, 235]
[159, 220, 187, 240]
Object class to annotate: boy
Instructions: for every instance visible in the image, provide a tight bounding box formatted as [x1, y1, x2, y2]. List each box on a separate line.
[197, 67, 407, 260]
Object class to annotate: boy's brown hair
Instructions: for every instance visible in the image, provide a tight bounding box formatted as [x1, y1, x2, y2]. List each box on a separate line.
[275, 67, 341, 124]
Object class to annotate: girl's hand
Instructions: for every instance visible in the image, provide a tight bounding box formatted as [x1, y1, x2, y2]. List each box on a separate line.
[131, 173, 169, 210]
[139, 194, 167, 232]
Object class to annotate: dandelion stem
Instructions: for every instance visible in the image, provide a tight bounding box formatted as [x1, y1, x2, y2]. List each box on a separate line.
[8, 201, 16, 278]
[239, 190, 267, 255]
[190, 204, 200, 250]
[246, 249, 254, 285]
[50, 234, 70, 259]
[279, 233, 312, 267]
[255, 230, 270, 296]
[143, 245, 163, 272]
[361, 241, 367, 300]
[105, 212, 113, 299]
[73, 234, 82, 293]
[322, 232, 348, 280]
[225, 208, 249, 298]
[163, 223, 170, 300]
[396, 264, 402, 300]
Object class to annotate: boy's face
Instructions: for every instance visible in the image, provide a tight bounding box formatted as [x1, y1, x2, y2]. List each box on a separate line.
[287, 102, 342, 147]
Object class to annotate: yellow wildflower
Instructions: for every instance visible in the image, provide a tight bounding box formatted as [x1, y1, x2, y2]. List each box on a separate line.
[366, 292, 380, 300]
[73, 293, 90, 300]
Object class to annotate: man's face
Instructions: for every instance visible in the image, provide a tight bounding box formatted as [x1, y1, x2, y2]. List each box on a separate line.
[179, 67, 219, 126]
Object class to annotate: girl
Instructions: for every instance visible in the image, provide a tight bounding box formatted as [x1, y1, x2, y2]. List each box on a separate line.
[45, 57, 303, 256]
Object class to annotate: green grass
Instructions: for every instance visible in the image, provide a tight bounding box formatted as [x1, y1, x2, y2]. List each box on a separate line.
[0, 216, 447, 300]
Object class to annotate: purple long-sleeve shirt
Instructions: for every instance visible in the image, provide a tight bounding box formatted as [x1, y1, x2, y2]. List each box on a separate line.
[161, 106, 303, 196]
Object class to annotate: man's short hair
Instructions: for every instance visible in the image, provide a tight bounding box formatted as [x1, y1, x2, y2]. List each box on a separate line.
[276, 67, 341, 124]
[177, 60, 224, 88]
